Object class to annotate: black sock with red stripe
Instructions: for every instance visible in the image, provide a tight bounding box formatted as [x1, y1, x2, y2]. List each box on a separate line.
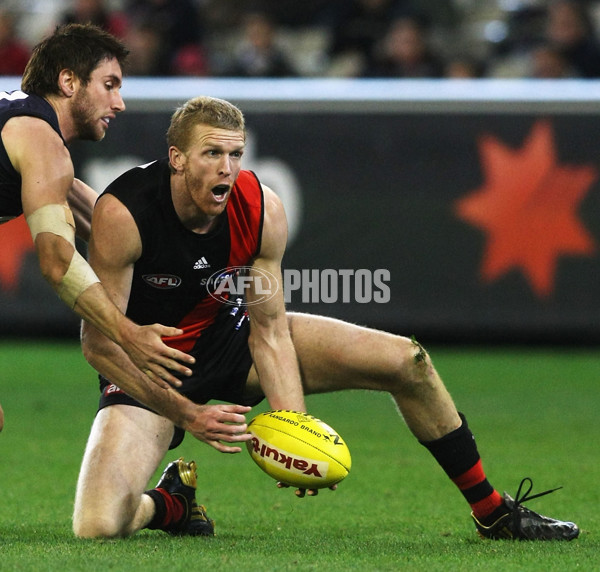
[420, 413, 505, 524]
[143, 488, 186, 531]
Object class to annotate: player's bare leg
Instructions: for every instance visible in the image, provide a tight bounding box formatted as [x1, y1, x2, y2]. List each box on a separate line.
[73, 405, 173, 538]
[244, 312, 579, 540]
[245, 312, 462, 441]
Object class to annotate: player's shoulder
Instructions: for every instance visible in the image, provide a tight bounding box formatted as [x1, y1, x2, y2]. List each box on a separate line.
[104, 158, 166, 196]
[0, 91, 63, 143]
[101, 158, 169, 215]
[0, 90, 31, 111]
[261, 184, 284, 216]
[0, 91, 55, 122]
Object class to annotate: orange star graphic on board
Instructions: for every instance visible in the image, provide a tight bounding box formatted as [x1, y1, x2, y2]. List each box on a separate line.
[454, 120, 597, 298]
[0, 216, 34, 292]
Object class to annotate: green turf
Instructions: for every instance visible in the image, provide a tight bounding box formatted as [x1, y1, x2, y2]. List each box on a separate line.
[0, 341, 598, 571]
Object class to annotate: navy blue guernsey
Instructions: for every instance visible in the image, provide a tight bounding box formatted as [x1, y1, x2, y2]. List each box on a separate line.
[101, 158, 265, 355]
[0, 91, 65, 218]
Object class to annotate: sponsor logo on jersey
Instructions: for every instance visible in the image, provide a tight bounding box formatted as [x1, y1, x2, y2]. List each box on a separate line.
[193, 257, 210, 269]
[142, 274, 182, 289]
[104, 383, 124, 396]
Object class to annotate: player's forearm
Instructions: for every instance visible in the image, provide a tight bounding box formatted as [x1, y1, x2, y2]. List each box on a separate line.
[73, 282, 136, 347]
[82, 331, 194, 428]
[30, 208, 135, 348]
[34, 229, 128, 345]
[249, 332, 306, 412]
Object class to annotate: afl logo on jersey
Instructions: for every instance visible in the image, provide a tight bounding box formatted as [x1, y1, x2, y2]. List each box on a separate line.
[142, 274, 182, 289]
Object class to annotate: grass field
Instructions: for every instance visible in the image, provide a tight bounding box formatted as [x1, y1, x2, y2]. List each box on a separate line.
[0, 341, 598, 571]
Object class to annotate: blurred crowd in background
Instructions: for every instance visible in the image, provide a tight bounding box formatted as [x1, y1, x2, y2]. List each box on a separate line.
[2, 0, 600, 79]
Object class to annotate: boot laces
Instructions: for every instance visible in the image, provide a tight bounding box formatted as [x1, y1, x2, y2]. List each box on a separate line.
[511, 477, 562, 532]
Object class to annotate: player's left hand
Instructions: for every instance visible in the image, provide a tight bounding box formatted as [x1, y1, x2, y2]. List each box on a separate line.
[121, 322, 196, 389]
[276, 482, 338, 497]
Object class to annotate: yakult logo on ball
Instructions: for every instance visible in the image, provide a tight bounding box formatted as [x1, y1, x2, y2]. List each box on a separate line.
[249, 436, 329, 479]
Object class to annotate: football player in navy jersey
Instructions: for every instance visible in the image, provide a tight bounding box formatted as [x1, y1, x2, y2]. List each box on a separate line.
[0, 23, 196, 431]
[73, 95, 579, 543]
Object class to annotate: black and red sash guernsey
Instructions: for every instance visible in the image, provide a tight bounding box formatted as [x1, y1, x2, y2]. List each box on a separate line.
[101, 159, 264, 353]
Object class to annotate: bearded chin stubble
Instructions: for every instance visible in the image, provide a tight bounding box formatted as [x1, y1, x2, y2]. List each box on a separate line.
[71, 87, 105, 142]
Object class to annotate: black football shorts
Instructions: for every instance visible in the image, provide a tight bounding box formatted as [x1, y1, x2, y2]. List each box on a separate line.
[97, 303, 264, 449]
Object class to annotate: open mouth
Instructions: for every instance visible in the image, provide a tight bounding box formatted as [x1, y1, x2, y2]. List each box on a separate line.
[212, 184, 229, 197]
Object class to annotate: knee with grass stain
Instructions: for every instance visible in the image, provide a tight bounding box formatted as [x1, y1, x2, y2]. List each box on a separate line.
[411, 335, 428, 365]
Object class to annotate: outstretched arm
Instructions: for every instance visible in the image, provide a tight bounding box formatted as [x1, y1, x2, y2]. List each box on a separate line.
[248, 186, 339, 497]
[247, 186, 306, 412]
[5, 116, 193, 386]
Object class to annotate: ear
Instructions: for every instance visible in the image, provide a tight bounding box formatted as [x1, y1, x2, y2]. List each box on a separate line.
[57, 69, 78, 97]
[168, 146, 186, 173]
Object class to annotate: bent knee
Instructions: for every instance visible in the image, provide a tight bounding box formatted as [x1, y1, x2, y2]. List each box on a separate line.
[393, 336, 440, 394]
[73, 501, 136, 539]
[407, 336, 434, 373]
[73, 515, 125, 539]
[73, 488, 146, 539]
[73, 520, 121, 538]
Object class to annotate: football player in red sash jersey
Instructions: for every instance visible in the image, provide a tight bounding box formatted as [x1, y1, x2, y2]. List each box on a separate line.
[74, 96, 579, 542]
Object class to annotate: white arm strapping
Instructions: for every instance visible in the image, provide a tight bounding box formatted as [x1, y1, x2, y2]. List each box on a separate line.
[56, 249, 100, 308]
[26, 203, 76, 243]
[26, 203, 99, 308]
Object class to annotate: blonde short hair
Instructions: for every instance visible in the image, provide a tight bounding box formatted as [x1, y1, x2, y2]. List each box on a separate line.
[167, 96, 246, 153]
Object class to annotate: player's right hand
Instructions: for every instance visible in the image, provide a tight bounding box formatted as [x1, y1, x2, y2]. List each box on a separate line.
[185, 404, 253, 453]
[122, 323, 196, 390]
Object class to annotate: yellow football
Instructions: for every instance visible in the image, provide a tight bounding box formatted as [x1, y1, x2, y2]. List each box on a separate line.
[246, 410, 351, 489]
